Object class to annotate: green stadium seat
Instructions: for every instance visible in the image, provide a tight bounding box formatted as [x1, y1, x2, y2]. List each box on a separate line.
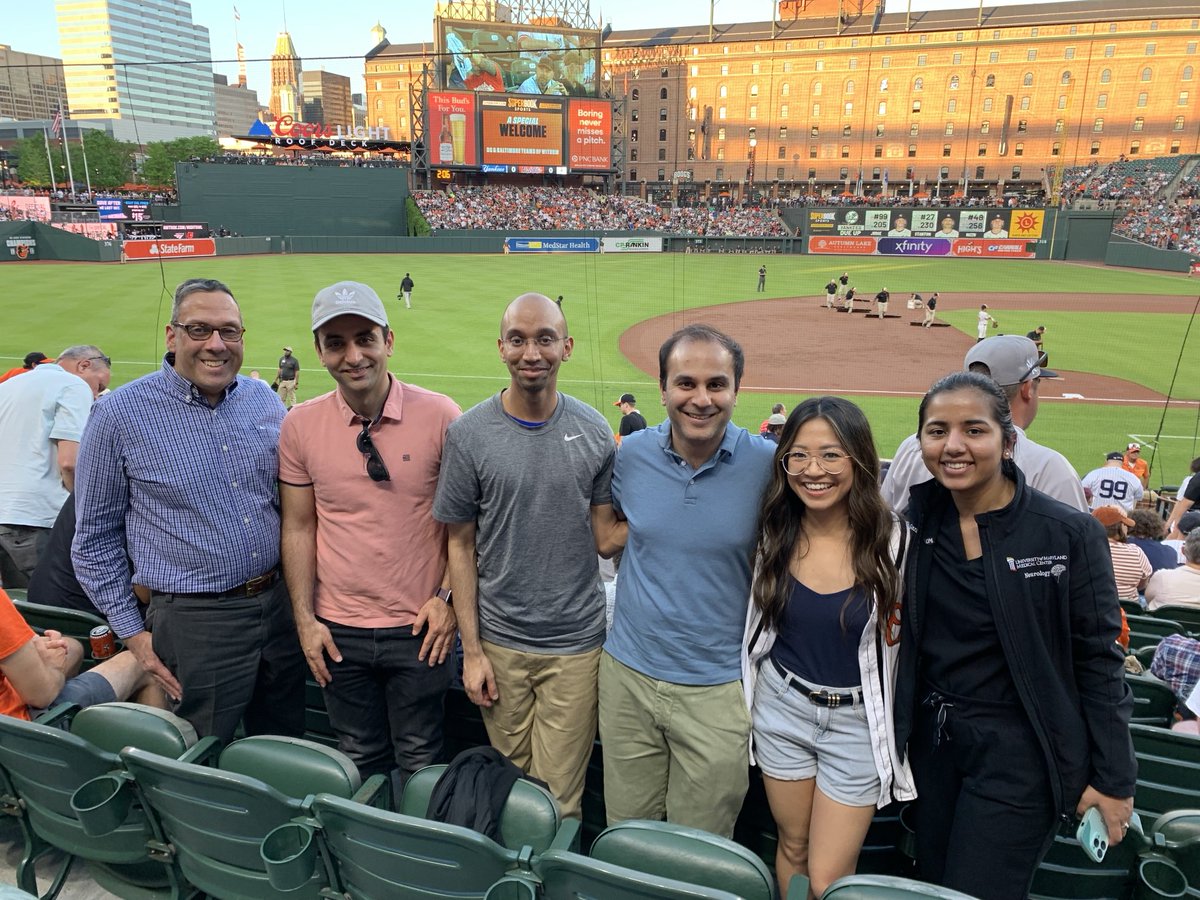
[0, 701, 202, 900]
[1148, 605, 1200, 637]
[1129, 724, 1200, 820]
[400, 763, 574, 854]
[530, 850, 747, 900]
[295, 791, 562, 899]
[821, 874, 981, 898]
[115, 735, 380, 900]
[1028, 830, 1140, 900]
[1119, 599, 1144, 618]
[589, 819, 777, 900]
[1126, 673, 1180, 727]
[1126, 615, 1184, 655]
[1146, 809, 1200, 893]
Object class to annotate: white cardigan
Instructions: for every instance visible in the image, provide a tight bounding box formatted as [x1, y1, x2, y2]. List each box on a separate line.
[740, 520, 917, 809]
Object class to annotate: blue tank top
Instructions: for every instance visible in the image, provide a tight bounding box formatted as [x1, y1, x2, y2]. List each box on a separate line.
[770, 576, 868, 689]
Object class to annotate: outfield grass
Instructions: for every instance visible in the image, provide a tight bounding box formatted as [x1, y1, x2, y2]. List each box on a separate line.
[3, 252, 1198, 483]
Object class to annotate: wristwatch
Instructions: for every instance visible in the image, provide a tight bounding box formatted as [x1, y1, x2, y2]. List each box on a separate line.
[436, 587, 453, 605]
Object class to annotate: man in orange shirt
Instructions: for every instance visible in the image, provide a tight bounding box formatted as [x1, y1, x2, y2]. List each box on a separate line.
[279, 282, 460, 791]
[0, 588, 158, 720]
[1123, 442, 1150, 489]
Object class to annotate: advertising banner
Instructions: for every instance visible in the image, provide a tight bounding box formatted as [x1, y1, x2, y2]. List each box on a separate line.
[480, 95, 566, 169]
[567, 99, 612, 171]
[504, 237, 599, 253]
[122, 239, 216, 260]
[438, 18, 600, 98]
[54, 222, 119, 239]
[0, 196, 50, 223]
[427, 91, 479, 168]
[159, 223, 211, 239]
[807, 207, 1041, 258]
[601, 236, 662, 253]
[4, 236, 37, 260]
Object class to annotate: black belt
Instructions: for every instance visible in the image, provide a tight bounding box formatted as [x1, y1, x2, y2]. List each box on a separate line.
[167, 568, 280, 600]
[771, 657, 862, 708]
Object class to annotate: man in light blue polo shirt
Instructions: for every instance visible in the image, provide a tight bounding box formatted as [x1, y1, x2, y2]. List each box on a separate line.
[599, 323, 774, 837]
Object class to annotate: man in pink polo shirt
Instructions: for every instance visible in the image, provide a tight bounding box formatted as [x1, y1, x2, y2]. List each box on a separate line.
[279, 281, 460, 792]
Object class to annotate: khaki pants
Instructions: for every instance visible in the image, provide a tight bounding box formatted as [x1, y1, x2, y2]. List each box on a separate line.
[597, 651, 750, 838]
[277, 378, 297, 408]
[480, 640, 600, 819]
[923, 307, 936, 327]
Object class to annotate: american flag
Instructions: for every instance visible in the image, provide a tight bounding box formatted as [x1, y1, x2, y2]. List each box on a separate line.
[50, 108, 62, 138]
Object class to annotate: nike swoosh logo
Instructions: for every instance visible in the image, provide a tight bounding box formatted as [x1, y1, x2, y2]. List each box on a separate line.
[564, 434, 584, 441]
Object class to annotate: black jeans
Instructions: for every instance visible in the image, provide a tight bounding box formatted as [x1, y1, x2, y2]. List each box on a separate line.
[149, 580, 306, 744]
[319, 618, 451, 786]
[909, 688, 1059, 900]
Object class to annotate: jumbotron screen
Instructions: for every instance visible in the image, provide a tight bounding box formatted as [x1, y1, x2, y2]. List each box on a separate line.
[437, 18, 600, 98]
[479, 95, 566, 171]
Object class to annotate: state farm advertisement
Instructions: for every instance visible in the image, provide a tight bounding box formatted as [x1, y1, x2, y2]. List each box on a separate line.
[427, 91, 479, 168]
[480, 95, 565, 168]
[567, 99, 612, 171]
[122, 239, 216, 260]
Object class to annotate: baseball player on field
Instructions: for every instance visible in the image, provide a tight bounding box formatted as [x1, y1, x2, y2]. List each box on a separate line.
[977, 304, 997, 342]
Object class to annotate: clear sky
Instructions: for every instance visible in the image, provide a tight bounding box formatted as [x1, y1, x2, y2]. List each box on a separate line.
[13, 0, 1079, 104]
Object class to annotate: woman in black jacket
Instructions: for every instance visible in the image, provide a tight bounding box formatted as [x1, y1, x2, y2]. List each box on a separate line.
[894, 371, 1136, 900]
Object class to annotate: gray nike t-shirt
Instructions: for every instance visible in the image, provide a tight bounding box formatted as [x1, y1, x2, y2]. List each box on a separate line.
[433, 392, 614, 653]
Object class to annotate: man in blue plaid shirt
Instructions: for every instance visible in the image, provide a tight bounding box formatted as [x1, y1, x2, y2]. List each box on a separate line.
[73, 278, 305, 743]
[1151, 634, 1200, 720]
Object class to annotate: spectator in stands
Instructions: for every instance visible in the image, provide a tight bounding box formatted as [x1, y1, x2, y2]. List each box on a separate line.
[1149, 634, 1200, 722]
[1175, 457, 1200, 506]
[1127, 508, 1180, 573]
[1165, 470, 1200, 537]
[1145, 528, 1200, 611]
[0, 346, 110, 587]
[1166, 511, 1200, 561]
[1080, 451, 1144, 511]
[1093, 505, 1152, 603]
[881, 335, 1087, 514]
[72, 278, 306, 744]
[762, 412, 786, 443]
[761, 402, 787, 434]
[1122, 443, 1150, 488]
[895, 371, 1135, 900]
[280, 282, 460, 794]
[599, 325, 774, 839]
[433, 293, 624, 819]
[0, 352, 51, 385]
[613, 393, 647, 445]
[0, 586, 161, 719]
[743, 397, 913, 896]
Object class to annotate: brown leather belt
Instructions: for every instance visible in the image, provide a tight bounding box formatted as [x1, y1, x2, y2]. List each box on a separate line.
[169, 568, 280, 599]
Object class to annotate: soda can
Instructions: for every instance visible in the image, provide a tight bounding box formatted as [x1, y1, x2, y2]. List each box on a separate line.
[89, 625, 116, 660]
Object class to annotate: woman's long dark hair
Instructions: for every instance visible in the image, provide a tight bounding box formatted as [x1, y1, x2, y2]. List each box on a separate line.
[752, 396, 901, 635]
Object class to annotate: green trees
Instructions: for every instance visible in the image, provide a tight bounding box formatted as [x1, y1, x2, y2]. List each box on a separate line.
[14, 130, 137, 190]
[141, 136, 221, 186]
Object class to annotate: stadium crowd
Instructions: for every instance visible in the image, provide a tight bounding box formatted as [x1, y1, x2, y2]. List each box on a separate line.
[412, 185, 788, 234]
[3, 273, 1196, 900]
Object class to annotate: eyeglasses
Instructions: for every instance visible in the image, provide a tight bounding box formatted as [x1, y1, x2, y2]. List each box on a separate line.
[172, 322, 246, 343]
[1014, 351, 1050, 386]
[502, 335, 565, 350]
[85, 355, 112, 367]
[782, 450, 852, 476]
[356, 420, 390, 482]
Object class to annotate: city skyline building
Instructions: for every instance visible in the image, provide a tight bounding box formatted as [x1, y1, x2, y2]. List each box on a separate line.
[270, 30, 303, 120]
[213, 73, 264, 139]
[54, 0, 216, 143]
[0, 45, 71, 122]
[301, 69, 353, 126]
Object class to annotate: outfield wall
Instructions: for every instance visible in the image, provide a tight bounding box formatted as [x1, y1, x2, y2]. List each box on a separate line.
[1104, 234, 1197, 273]
[0, 222, 121, 263]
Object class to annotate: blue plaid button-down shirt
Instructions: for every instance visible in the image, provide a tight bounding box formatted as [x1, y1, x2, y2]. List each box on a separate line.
[72, 358, 285, 638]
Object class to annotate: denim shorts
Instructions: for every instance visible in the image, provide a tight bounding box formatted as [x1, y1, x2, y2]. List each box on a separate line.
[751, 657, 881, 807]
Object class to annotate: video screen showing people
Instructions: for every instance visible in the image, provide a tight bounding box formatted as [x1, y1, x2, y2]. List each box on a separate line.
[440, 20, 599, 98]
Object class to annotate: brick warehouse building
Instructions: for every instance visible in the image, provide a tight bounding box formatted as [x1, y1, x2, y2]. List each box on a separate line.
[365, 0, 1198, 202]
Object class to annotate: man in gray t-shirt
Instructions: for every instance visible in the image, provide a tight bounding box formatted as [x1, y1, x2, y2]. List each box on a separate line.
[433, 293, 624, 818]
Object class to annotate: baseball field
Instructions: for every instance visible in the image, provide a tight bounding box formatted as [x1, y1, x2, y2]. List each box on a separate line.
[4, 251, 1198, 484]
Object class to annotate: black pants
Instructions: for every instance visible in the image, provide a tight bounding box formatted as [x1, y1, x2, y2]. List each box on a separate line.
[149, 580, 306, 744]
[909, 689, 1059, 900]
[319, 618, 450, 786]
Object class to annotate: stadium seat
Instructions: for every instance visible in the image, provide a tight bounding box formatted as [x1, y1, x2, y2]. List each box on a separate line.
[1028, 829, 1141, 900]
[0, 702, 201, 900]
[1126, 673, 1180, 727]
[400, 762, 575, 854]
[527, 850, 747, 900]
[1119, 599, 1144, 618]
[821, 874, 981, 898]
[1129, 724, 1200, 820]
[291, 790, 567, 899]
[1126, 615, 1184, 655]
[114, 735, 381, 900]
[1149, 605, 1200, 637]
[589, 819, 777, 900]
[1149, 810, 1200, 896]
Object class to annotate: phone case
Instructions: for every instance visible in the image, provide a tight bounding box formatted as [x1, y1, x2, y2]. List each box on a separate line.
[1077, 806, 1108, 863]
